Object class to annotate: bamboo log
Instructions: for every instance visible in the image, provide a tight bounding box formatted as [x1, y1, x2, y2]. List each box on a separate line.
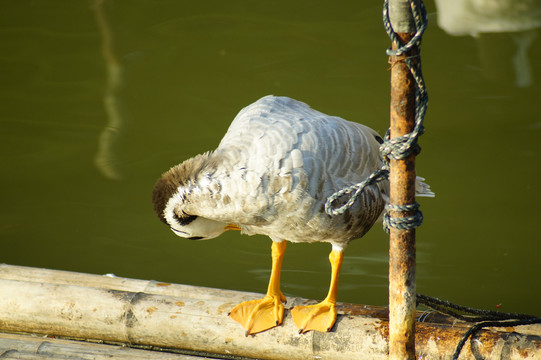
[0, 332, 213, 360]
[0, 264, 540, 359]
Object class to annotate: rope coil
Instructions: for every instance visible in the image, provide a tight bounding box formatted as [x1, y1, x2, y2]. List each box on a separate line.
[383, 202, 423, 231]
[325, 0, 428, 234]
[417, 294, 541, 360]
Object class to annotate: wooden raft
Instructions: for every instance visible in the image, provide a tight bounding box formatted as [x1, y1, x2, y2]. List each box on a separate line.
[0, 264, 539, 359]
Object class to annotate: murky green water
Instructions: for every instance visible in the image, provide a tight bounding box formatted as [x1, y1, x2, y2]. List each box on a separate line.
[1, 1, 540, 316]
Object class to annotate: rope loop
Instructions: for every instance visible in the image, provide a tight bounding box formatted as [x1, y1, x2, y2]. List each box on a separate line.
[324, 0, 428, 234]
[325, 167, 389, 216]
[383, 0, 427, 57]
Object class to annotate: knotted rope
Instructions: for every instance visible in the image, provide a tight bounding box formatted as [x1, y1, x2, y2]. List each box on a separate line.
[325, 0, 428, 233]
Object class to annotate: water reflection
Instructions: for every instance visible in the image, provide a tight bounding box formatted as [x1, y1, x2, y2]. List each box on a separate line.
[435, 0, 541, 86]
[93, 0, 126, 180]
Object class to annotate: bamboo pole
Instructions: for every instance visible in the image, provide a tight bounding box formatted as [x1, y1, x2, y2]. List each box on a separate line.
[0, 332, 213, 360]
[388, 1, 420, 359]
[0, 264, 540, 359]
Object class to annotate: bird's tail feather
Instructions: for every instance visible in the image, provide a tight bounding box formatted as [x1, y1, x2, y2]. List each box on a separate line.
[415, 176, 435, 198]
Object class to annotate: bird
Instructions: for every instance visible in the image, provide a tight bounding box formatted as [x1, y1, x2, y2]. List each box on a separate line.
[152, 95, 433, 335]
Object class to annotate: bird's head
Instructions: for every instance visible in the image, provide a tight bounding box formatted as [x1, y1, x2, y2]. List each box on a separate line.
[164, 209, 231, 240]
[152, 154, 239, 240]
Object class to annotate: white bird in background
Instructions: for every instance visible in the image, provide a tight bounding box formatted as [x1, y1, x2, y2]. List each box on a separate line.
[152, 95, 433, 335]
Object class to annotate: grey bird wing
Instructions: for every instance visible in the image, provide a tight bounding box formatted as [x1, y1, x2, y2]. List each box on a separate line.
[187, 96, 386, 236]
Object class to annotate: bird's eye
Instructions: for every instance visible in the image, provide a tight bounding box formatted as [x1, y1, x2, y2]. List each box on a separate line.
[173, 212, 198, 226]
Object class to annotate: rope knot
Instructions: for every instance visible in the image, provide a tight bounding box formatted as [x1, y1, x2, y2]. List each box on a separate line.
[379, 132, 422, 162]
[383, 202, 423, 233]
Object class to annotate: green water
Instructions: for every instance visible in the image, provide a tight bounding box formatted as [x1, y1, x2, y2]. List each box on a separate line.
[1, 1, 540, 316]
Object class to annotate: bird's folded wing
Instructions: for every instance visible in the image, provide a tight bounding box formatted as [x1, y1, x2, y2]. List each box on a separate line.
[186, 96, 386, 227]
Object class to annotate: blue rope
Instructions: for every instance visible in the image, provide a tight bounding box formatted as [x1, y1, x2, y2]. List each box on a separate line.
[383, 202, 423, 231]
[325, 0, 428, 233]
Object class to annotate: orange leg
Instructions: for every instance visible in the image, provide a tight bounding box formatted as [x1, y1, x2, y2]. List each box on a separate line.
[229, 241, 287, 335]
[291, 249, 344, 333]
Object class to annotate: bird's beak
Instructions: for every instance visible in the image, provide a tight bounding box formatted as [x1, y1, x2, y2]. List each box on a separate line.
[225, 223, 241, 231]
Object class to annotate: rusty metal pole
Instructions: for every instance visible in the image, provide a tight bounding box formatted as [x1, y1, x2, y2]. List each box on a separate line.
[388, 1, 419, 359]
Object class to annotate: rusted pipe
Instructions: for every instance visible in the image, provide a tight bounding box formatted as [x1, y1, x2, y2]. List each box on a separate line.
[388, 1, 420, 359]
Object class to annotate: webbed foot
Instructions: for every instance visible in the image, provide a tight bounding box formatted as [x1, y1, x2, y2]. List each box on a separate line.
[229, 293, 286, 335]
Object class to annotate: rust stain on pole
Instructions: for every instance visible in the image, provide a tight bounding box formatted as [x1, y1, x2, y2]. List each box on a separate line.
[388, 29, 418, 360]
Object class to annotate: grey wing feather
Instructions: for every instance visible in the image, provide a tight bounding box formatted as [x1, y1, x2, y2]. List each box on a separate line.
[187, 96, 384, 228]
[220, 95, 382, 180]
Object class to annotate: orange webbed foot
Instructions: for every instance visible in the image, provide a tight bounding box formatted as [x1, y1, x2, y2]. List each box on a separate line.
[291, 300, 337, 334]
[229, 293, 286, 335]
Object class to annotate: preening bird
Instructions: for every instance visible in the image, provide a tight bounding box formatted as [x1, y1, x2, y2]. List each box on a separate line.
[152, 95, 433, 335]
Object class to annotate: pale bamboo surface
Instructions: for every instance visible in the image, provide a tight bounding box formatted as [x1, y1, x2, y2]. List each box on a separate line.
[0, 332, 215, 360]
[0, 264, 540, 359]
